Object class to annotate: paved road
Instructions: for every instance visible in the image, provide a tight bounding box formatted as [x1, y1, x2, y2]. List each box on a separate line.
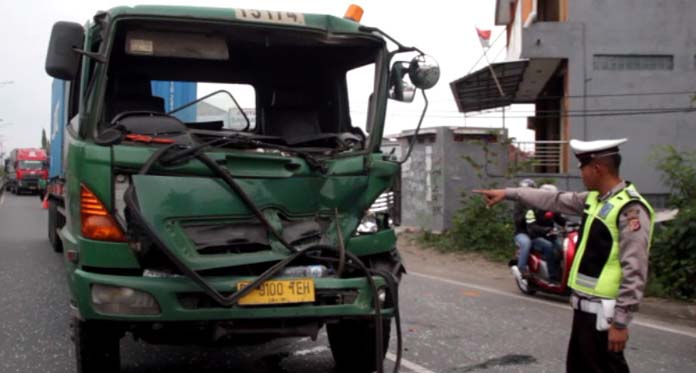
[1, 192, 695, 372]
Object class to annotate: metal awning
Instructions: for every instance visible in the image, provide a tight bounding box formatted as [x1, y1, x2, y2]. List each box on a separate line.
[450, 60, 529, 113]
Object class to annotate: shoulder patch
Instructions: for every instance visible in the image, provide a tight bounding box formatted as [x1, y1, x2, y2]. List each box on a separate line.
[626, 188, 640, 199]
[622, 207, 641, 220]
[598, 202, 614, 219]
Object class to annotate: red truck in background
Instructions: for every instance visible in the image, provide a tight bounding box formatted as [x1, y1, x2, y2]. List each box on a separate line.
[3, 148, 48, 195]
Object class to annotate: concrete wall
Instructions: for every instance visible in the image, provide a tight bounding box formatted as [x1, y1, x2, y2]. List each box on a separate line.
[399, 128, 511, 231]
[399, 129, 446, 231]
[521, 0, 696, 206]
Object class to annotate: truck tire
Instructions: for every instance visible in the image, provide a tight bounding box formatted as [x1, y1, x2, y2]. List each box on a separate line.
[73, 319, 121, 373]
[327, 318, 391, 373]
[48, 199, 63, 253]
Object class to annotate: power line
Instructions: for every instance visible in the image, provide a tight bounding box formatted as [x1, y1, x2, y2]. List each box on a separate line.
[352, 90, 695, 105]
[465, 106, 696, 117]
[361, 107, 695, 119]
[354, 106, 696, 117]
[421, 108, 696, 119]
[465, 90, 696, 102]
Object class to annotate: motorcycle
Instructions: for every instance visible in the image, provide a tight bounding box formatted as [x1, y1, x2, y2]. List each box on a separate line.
[509, 222, 580, 297]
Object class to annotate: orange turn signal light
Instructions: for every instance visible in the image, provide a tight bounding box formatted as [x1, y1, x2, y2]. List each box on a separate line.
[344, 4, 364, 23]
[80, 184, 127, 242]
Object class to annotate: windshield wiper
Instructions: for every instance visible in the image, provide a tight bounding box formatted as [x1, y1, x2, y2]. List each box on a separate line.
[160, 135, 328, 173]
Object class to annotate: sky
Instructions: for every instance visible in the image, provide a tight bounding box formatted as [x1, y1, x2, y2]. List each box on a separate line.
[0, 0, 533, 156]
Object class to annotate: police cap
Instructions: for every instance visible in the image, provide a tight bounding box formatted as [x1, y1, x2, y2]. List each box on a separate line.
[569, 138, 627, 168]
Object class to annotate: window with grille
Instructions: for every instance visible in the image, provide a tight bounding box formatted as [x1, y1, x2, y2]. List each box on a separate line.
[593, 55, 673, 71]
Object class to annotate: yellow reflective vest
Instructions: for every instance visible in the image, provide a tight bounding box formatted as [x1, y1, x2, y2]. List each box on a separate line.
[568, 184, 654, 298]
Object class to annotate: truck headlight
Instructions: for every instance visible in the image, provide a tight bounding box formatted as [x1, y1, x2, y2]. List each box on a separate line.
[91, 284, 161, 315]
[357, 213, 379, 234]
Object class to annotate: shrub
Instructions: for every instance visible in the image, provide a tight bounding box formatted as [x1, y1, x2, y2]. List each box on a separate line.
[648, 146, 696, 301]
[418, 194, 515, 261]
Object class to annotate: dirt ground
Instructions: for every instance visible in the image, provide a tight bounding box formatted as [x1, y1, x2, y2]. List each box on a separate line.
[396, 231, 696, 330]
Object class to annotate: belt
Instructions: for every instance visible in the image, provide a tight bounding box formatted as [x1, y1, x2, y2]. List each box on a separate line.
[570, 294, 601, 314]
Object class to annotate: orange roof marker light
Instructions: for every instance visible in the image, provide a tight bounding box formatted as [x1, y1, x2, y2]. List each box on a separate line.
[80, 184, 127, 242]
[344, 4, 364, 23]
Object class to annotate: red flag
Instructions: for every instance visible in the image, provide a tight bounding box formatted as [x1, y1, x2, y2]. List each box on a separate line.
[476, 27, 491, 48]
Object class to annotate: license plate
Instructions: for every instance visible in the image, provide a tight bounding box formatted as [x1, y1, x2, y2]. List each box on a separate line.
[236, 278, 315, 305]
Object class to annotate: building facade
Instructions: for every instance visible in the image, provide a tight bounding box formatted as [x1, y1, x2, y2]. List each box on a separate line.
[451, 0, 696, 207]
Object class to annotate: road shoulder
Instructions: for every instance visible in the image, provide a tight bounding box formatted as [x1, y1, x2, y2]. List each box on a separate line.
[397, 232, 696, 331]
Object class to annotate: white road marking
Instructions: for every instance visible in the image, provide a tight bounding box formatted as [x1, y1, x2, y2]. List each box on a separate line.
[386, 352, 437, 373]
[292, 346, 329, 357]
[409, 271, 696, 339]
[0, 193, 4, 206]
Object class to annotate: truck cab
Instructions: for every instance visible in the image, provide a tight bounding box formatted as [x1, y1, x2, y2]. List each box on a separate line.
[45, 5, 438, 372]
[4, 148, 48, 195]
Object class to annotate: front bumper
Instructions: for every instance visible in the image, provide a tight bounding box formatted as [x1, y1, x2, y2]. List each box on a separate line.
[18, 178, 40, 189]
[72, 269, 392, 322]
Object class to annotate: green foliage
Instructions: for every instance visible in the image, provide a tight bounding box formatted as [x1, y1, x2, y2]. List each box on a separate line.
[648, 146, 696, 301]
[418, 194, 515, 261]
[652, 146, 696, 207]
[450, 193, 515, 260]
[41, 129, 50, 153]
[649, 206, 696, 300]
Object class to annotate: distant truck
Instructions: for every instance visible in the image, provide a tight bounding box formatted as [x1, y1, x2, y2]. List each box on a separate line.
[3, 148, 48, 195]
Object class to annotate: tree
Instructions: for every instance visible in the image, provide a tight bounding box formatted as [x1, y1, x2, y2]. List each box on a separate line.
[41, 129, 50, 153]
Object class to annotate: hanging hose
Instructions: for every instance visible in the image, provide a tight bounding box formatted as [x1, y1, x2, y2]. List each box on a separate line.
[125, 143, 403, 372]
[334, 208, 347, 277]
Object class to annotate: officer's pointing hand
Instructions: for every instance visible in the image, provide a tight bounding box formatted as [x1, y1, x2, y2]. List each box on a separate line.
[472, 189, 506, 208]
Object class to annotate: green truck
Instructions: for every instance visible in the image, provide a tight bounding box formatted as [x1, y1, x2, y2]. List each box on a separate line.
[45, 5, 438, 372]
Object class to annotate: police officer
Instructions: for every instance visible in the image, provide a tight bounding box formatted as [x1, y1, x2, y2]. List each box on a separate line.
[474, 138, 653, 373]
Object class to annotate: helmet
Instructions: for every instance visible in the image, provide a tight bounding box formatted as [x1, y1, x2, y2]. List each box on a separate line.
[518, 178, 537, 188]
[540, 184, 558, 192]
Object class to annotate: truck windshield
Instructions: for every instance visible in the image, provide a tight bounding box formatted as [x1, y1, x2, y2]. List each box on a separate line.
[166, 84, 256, 131]
[103, 19, 383, 154]
[18, 160, 44, 169]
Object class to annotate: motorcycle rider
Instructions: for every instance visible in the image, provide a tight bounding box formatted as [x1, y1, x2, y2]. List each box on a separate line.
[512, 178, 536, 277]
[527, 184, 567, 282]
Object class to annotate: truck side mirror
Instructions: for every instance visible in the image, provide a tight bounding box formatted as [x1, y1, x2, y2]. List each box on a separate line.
[408, 54, 440, 90]
[45, 21, 85, 80]
[388, 61, 416, 103]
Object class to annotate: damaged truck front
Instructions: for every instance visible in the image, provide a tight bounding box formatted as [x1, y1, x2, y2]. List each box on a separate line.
[45, 5, 439, 372]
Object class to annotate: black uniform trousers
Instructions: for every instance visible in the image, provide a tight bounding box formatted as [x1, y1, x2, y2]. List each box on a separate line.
[566, 309, 630, 373]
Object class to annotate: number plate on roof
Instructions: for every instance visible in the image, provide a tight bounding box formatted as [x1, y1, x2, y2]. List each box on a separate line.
[235, 9, 306, 26]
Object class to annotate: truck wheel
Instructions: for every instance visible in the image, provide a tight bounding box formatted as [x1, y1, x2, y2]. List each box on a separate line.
[327, 318, 391, 373]
[48, 199, 63, 253]
[73, 319, 121, 373]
